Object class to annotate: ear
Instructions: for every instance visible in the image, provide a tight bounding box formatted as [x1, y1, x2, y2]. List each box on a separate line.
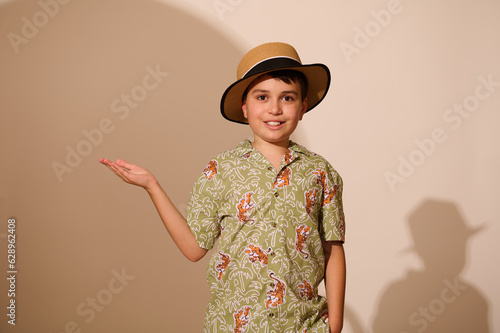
[242, 101, 248, 119]
[299, 98, 308, 120]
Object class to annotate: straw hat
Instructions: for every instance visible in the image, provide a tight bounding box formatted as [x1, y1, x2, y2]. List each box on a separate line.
[220, 42, 331, 124]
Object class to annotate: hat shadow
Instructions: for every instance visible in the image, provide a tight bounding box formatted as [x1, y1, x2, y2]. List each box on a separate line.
[372, 199, 490, 333]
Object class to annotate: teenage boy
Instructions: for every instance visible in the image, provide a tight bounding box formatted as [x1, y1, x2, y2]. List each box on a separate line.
[100, 42, 346, 332]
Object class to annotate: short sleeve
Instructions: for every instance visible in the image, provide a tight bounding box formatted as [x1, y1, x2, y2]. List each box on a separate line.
[318, 162, 345, 242]
[186, 160, 222, 250]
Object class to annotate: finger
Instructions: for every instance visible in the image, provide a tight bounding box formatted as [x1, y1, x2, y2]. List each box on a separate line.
[106, 164, 132, 183]
[100, 158, 131, 173]
[115, 159, 135, 171]
[109, 162, 130, 176]
[104, 163, 122, 177]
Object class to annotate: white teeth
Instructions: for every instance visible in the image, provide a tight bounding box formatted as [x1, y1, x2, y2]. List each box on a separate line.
[266, 122, 281, 126]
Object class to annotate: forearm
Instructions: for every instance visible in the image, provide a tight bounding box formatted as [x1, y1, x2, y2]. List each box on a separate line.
[324, 241, 346, 333]
[99, 158, 207, 261]
[146, 180, 207, 262]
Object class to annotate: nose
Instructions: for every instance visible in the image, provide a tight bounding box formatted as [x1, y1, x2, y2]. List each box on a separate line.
[268, 98, 282, 115]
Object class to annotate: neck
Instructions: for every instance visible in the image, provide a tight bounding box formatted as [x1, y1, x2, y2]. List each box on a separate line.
[251, 138, 289, 154]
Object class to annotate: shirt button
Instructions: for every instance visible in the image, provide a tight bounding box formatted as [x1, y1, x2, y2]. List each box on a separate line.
[268, 166, 273, 171]
[274, 192, 279, 197]
[271, 223, 277, 228]
[269, 313, 274, 318]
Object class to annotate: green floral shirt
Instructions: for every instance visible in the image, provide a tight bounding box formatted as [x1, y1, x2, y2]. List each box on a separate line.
[187, 140, 345, 333]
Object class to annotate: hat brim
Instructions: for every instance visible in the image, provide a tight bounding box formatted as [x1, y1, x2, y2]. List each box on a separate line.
[220, 63, 331, 124]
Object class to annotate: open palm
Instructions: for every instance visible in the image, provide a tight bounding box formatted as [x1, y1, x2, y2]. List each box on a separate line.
[99, 158, 157, 190]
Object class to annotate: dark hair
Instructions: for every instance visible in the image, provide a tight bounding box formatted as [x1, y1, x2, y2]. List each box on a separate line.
[242, 69, 309, 102]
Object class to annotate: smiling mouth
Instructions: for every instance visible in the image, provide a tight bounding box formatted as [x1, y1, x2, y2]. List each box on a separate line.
[265, 121, 283, 126]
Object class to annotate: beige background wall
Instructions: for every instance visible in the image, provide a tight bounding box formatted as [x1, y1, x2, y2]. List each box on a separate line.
[1, 0, 498, 332]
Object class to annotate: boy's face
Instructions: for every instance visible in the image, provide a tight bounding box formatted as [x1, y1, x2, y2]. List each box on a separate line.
[242, 74, 307, 149]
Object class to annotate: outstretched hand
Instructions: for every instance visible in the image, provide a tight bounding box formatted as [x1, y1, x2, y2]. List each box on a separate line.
[99, 158, 157, 190]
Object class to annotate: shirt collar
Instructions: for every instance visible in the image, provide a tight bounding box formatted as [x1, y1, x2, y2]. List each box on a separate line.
[235, 140, 254, 157]
[288, 140, 311, 156]
[235, 139, 312, 158]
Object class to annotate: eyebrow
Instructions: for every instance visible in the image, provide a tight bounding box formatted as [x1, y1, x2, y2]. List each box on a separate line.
[251, 89, 299, 95]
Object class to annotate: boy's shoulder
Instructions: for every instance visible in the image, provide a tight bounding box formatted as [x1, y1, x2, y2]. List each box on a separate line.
[289, 142, 343, 183]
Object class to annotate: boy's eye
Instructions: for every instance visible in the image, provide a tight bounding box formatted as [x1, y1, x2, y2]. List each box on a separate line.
[283, 95, 295, 102]
[256, 95, 267, 101]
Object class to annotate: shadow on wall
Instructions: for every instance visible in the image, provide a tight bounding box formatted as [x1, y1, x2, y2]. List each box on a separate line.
[0, 0, 247, 332]
[371, 199, 490, 333]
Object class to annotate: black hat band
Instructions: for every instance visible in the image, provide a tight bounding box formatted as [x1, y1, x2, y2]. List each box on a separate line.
[243, 57, 302, 79]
